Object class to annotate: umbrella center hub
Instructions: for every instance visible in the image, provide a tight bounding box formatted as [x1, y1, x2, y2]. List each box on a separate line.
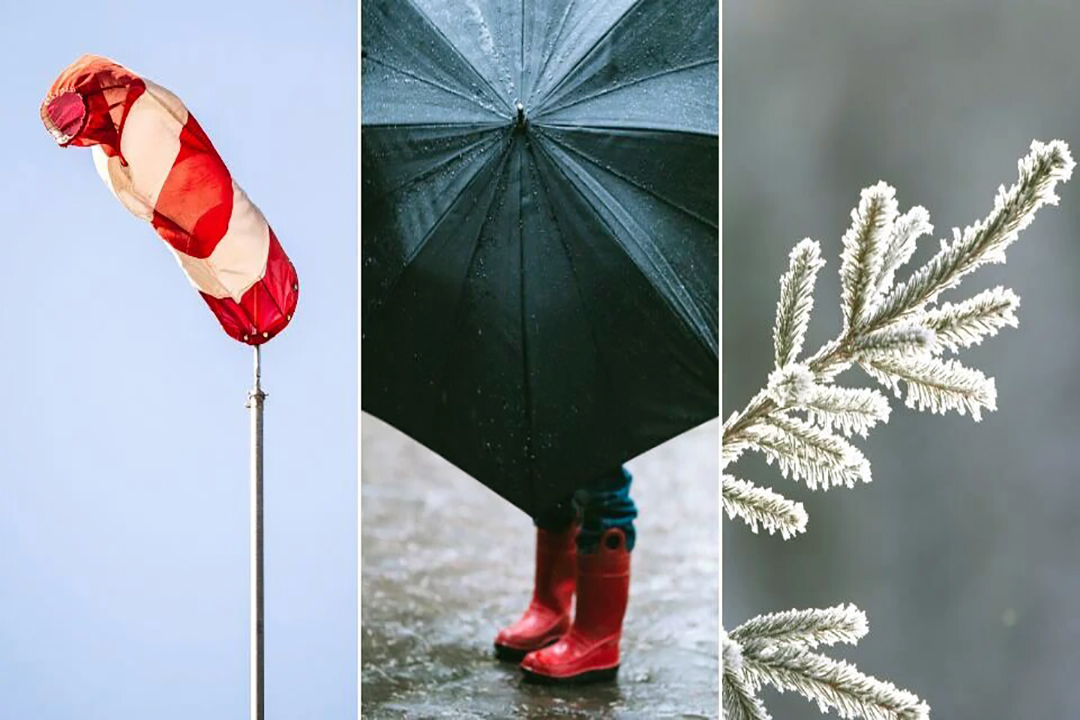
[515, 101, 526, 133]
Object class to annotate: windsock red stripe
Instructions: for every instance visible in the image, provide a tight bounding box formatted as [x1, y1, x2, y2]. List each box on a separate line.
[152, 115, 234, 259]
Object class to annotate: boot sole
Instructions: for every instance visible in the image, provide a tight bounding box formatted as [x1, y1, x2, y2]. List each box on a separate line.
[494, 635, 562, 663]
[521, 665, 619, 685]
[493, 644, 530, 663]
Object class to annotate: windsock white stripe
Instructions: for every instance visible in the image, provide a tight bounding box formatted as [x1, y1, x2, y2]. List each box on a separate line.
[119, 88, 185, 210]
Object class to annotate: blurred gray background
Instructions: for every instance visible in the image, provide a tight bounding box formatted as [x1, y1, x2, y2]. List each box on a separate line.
[724, 1, 1080, 718]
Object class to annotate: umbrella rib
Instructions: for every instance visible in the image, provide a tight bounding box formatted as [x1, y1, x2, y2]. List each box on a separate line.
[537, 119, 717, 138]
[539, 121, 717, 138]
[427, 147, 517, 443]
[362, 131, 513, 325]
[533, 137, 717, 360]
[516, 140, 539, 508]
[403, 0, 515, 115]
[399, 135, 510, 268]
[519, 0, 525, 103]
[360, 121, 506, 129]
[362, 56, 508, 119]
[525, 0, 579, 107]
[531, 0, 648, 112]
[523, 138, 628, 467]
[533, 58, 717, 119]
[535, 126, 717, 229]
[372, 130, 504, 198]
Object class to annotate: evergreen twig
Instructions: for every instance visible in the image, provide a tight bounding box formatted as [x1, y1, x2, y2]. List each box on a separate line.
[721, 141, 1073, 719]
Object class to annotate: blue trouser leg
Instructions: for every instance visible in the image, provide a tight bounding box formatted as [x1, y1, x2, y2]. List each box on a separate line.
[533, 467, 637, 552]
[577, 467, 636, 552]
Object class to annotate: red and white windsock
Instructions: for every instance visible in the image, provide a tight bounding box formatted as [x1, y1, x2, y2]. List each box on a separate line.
[41, 55, 298, 345]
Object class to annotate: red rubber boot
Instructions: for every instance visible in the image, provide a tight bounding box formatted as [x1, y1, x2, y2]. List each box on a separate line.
[520, 528, 630, 684]
[493, 524, 578, 661]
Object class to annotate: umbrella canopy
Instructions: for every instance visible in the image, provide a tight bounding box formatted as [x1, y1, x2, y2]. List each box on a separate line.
[362, 0, 718, 515]
[42, 55, 299, 345]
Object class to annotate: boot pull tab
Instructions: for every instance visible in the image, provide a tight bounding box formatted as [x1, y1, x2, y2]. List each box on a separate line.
[601, 528, 624, 552]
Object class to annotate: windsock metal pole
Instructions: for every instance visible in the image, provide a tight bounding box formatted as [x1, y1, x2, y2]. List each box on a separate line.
[248, 345, 266, 720]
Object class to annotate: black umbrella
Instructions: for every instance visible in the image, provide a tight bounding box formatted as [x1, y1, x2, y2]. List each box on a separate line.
[361, 0, 718, 516]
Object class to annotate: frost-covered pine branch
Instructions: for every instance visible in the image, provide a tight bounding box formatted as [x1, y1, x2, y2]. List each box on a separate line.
[723, 139, 1072, 503]
[804, 386, 891, 438]
[850, 325, 935, 359]
[840, 182, 898, 332]
[872, 206, 932, 299]
[721, 140, 1073, 720]
[725, 670, 771, 720]
[766, 363, 818, 406]
[922, 286, 1019, 353]
[743, 413, 872, 490]
[861, 355, 996, 420]
[742, 645, 928, 720]
[724, 632, 772, 720]
[724, 606, 929, 720]
[868, 140, 1074, 329]
[730, 604, 868, 651]
[722, 475, 808, 539]
[775, 239, 827, 368]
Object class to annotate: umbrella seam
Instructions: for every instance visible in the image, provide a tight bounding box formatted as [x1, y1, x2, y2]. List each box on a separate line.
[374, 130, 504, 198]
[362, 56, 508, 120]
[537, 122, 717, 139]
[534, 58, 717, 120]
[360, 120, 506, 129]
[519, 0, 525, 105]
[516, 138, 540, 511]
[524, 0, 579, 107]
[401, 0, 515, 114]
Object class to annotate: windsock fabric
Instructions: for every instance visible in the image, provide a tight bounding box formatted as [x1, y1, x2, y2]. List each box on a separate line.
[41, 55, 298, 345]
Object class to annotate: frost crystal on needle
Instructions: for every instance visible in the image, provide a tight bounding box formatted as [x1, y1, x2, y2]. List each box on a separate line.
[766, 363, 817, 407]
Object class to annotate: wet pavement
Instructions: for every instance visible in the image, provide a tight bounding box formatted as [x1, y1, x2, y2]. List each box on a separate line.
[361, 415, 719, 719]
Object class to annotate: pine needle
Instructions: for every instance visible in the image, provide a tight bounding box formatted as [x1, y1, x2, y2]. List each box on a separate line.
[840, 182, 898, 332]
[775, 239, 827, 368]
[730, 604, 868, 650]
[862, 355, 996, 420]
[723, 475, 809, 539]
[746, 414, 872, 489]
[872, 206, 932, 298]
[804, 386, 892, 437]
[741, 644, 930, 720]
[922, 286, 1020, 353]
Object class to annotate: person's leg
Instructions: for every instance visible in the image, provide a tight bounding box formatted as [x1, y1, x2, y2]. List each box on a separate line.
[534, 495, 578, 534]
[577, 467, 637, 553]
[521, 467, 636, 683]
[493, 493, 579, 661]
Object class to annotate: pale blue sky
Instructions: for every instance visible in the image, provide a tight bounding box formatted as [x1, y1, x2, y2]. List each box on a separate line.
[0, 2, 356, 718]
